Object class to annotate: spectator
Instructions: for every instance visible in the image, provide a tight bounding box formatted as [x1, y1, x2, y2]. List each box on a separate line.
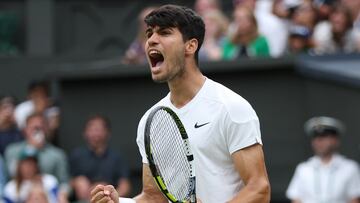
[69, 115, 130, 202]
[199, 10, 229, 61]
[3, 149, 59, 203]
[122, 6, 156, 65]
[14, 80, 60, 146]
[0, 155, 6, 200]
[4, 113, 69, 202]
[291, 0, 318, 31]
[222, 6, 270, 59]
[341, 0, 360, 51]
[234, 0, 288, 57]
[313, 0, 336, 21]
[194, 0, 221, 16]
[287, 24, 313, 54]
[0, 96, 23, 156]
[313, 4, 359, 54]
[286, 116, 360, 203]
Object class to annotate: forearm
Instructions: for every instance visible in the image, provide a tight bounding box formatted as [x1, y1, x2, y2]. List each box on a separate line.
[227, 179, 270, 203]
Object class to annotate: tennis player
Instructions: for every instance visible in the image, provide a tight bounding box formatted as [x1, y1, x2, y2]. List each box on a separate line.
[90, 4, 270, 203]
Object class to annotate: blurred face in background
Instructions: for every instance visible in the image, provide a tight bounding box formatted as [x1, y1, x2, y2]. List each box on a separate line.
[195, 0, 219, 16]
[84, 118, 109, 149]
[292, 1, 317, 29]
[18, 158, 38, 180]
[232, 6, 257, 43]
[330, 7, 352, 34]
[30, 87, 49, 114]
[24, 115, 47, 148]
[0, 97, 15, 128]
[311, 134, 340, 157]
[341, 0, 360, 18]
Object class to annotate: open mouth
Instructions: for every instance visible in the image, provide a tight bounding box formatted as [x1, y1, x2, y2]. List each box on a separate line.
[148, 50, 164, 68]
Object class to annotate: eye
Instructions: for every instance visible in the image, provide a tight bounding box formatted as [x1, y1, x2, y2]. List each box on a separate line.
[159, 29, 171, 36]
[146, 31, 153, 39]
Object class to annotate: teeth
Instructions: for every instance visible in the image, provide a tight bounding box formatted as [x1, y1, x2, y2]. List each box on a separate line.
[149, 50, 161, 56]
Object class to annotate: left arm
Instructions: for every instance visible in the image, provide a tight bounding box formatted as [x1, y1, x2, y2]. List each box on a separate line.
[227, 144, 271, 203]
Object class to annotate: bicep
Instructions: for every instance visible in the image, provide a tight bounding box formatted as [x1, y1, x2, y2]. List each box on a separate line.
[232, 144, 269, 184]
[133, 164, 168, 203]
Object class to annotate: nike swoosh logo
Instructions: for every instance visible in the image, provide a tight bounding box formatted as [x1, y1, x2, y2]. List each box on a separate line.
[194, 122, 210, 128]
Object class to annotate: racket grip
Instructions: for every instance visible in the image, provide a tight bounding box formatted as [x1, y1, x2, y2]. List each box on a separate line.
[119, 197, 136, 203]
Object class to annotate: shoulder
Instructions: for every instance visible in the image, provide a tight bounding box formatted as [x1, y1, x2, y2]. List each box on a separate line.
[42, 174, 59, 188]
[70, 146, 88, 158]
[45, 144, 67, 158]
[337, 155, 360, 171]
[5, 141, 24, 155]
[208, 80, 258, 123]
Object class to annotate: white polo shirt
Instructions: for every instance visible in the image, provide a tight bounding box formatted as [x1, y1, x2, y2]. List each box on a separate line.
[136, 78, 262, 203]
[286, 154, 360, 203]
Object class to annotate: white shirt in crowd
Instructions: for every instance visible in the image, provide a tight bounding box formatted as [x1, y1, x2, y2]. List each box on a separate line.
[136, 78, 262, 203]
[286, 154, 360, 203]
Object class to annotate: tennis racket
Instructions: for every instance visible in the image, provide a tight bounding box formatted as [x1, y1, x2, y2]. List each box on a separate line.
[144, 106, 196, 203]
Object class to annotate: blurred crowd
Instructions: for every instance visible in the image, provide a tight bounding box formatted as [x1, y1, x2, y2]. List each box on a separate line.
[0, 80, 131, 203]
[122, 0, 360, 64]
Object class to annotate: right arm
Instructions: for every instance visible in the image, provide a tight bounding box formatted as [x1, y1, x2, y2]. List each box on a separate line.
[133, 164, 168, 203]
[90, 164, 167, 203]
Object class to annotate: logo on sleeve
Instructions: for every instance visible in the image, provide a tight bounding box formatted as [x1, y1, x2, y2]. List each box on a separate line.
[194, 122, 210, 128]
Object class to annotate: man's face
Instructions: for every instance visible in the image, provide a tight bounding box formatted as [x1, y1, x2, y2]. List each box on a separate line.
[145, 26, 186, 83]
[0, 102, 15, 125]
[311, 134, 339, 157]
[85, 119, 108, 148]
[24, 116, 46, 148]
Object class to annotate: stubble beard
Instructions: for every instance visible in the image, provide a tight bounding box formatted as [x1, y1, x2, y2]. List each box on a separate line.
[152, 51, 185, 83]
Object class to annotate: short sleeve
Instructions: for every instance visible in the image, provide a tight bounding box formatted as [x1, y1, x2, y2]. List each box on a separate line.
[223, 100, 262, 154]
[226, 118, 262, 154]
[346, 162, 360, 199]
[286, 165, 303, 200]
[136, 113, 149, 164]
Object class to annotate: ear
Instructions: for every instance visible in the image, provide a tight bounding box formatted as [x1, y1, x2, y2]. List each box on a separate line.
[185, 38, 198, 56]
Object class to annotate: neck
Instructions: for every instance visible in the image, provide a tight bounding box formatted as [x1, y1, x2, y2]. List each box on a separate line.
[168, 61, 205, 108]
[92, 144, 106, 156]
[319, 154, 334, 164]
[234, 31, 258, 45]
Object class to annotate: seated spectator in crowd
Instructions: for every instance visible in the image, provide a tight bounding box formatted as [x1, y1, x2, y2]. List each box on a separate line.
[234, 0, 288, 57]
[3, 149, 59, 203]
[25, 183, 50, 203]
[287, 24, 313, 54]
[4, 113, 69, 202]
[341, 0, 360, 51]
[313, 4, 359, 54]
[194, 0, 221, 17]
[313, 0, 336, 21]
[199, 10, 229, 61]
[286, 116, 360, 203]
[122, 6, 156, 65]
[222, 6, 270, 59]
[291, 0, 318, 32]
[70, 115, 130, 202]
[0, 96, 23, 156]
[14, 80, 60, 146]
[0, 155, 6, 200]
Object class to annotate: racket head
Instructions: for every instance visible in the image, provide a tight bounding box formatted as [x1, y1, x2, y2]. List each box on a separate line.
[144, 106, 196, 203]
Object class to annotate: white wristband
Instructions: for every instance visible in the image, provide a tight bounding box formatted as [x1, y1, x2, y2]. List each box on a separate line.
[119, 197, 136, 203]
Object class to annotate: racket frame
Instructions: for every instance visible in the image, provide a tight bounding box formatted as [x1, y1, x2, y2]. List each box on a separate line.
[144, 106, 196, 203]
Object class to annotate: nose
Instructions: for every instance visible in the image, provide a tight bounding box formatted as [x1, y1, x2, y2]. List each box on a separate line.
[147, 32, 159, 47]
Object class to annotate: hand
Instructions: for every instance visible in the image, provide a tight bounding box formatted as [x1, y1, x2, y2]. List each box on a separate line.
[90, 184, 119, 203]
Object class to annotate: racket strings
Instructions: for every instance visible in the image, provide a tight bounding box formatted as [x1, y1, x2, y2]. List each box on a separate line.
[150, 110, 191, 200]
